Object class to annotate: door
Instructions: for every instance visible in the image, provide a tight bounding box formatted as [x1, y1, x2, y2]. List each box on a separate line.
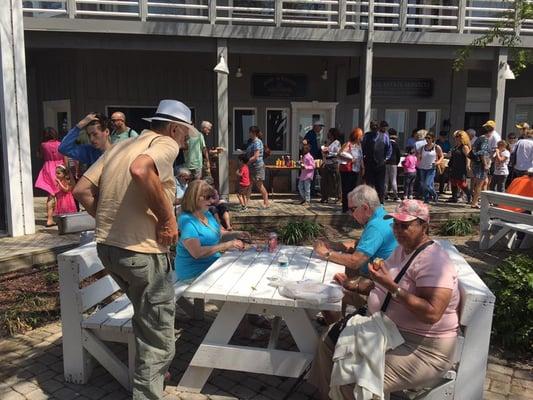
[464, 112, 489, 131]
[290, 102, 338, 190]
[385, 109, 408, 149]
[43, 100, 71, 137]
[507, 97, 533, 135]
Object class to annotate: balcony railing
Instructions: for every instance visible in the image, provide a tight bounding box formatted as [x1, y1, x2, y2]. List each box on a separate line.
[21, 0, 533, 35]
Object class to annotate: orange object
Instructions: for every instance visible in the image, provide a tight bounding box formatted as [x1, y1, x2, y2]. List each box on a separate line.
[499, 176, 533, 212]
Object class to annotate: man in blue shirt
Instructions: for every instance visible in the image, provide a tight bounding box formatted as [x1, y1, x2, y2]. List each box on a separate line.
[314, 184, 397, 322]
[304, 120, 324, 160]
[59, 113, 113, 166]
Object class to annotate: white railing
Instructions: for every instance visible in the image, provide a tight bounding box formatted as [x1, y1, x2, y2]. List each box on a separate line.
[21, 0, 531, 36]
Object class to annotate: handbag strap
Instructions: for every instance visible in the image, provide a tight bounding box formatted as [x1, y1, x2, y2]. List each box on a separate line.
[380, 240, 434, 313]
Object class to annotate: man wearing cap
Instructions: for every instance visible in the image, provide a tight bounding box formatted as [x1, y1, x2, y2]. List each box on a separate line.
[313, 185, 397, 323]
[110, 111, 139, 144]
[483, 120, 502, 151]
[516, 122, 530, 139]
[512, 128, 533, 178]
[73, 100, 195, 399]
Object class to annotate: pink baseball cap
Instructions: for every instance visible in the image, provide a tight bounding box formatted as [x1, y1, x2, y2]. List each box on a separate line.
[384, 199, 430, 223]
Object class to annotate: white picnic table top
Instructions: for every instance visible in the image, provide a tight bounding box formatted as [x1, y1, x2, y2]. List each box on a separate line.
[184, 244, 345, 311]
[178, 245, 345, 393]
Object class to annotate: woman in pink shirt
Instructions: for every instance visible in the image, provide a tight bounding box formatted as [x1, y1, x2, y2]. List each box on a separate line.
[310, 200, 459, 399]
[401, 147, 418, 199]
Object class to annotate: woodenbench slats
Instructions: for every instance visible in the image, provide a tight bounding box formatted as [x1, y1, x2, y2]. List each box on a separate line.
[80, 275, 121, 312]
[491, 220, 533, 234]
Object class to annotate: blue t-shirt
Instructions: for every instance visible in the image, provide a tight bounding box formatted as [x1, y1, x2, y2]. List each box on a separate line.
[356, 206, 398, 275]
[246, 138, 264, 167]
[175, 211, 221, 280]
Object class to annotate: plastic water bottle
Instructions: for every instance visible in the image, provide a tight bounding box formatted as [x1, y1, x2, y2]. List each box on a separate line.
[278, 253, 289, 278]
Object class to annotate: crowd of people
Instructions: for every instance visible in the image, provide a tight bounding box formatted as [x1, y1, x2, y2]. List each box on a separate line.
[29, 97, 533, 399]
[297, 118, 533, 210]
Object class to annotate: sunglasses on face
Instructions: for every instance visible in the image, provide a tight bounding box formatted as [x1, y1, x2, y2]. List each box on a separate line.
[393, 220, 418, 230]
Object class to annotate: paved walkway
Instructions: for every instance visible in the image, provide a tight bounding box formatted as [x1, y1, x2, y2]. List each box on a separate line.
[0, 302, 531, 400]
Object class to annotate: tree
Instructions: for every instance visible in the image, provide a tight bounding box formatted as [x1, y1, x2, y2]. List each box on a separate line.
[453, 0, 533, 75]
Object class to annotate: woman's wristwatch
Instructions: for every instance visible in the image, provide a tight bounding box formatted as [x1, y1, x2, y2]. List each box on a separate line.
[391, 286, 403, 299]
[325, 251, 331, 260]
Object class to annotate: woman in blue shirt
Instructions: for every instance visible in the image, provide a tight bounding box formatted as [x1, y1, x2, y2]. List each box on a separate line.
[175, 180, 248, 281]
[246, 126, 270, 208]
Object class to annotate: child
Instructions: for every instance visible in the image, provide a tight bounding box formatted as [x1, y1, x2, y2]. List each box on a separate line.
[54, 165, 77, 215]
[236, 154, 251, 210]
[298, 144, 315, 205]
[402, 147, 418, 200]
[490, 140, 510, 193]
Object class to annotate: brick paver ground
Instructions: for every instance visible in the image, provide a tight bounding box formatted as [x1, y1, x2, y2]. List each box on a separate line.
[0, 304, 531, 400]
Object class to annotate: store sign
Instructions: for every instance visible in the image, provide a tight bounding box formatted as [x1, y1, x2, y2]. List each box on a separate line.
[346, 77, 433, 97]
[252, 74, 307, 98]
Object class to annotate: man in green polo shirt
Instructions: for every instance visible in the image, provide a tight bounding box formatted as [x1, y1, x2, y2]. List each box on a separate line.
[185, 126, 206, 179]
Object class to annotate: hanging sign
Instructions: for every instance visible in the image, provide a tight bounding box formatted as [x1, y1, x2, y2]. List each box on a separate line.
[252, 74, 307, 98]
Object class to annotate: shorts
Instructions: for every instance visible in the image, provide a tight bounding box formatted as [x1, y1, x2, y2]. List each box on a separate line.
[250, 163, 265, 181]
[239, 185, 251, 196]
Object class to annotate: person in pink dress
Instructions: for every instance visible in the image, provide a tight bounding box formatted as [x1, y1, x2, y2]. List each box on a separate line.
[34, 127, 68, 226]
[54, 165, 77, 215]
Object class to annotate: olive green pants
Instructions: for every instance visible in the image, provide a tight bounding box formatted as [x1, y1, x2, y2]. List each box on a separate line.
[97, 244, 176, 400]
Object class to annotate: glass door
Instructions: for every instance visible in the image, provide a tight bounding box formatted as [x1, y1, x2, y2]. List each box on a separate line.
[385, 109, 408, 149]
[297, 110, 328, 146]
[417, 109, 440, 133]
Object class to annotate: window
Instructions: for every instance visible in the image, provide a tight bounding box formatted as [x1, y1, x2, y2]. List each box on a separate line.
[417, 110, 440, 133]
[265, 109, 289, 152]
[385, 109, 408, 148]
[233, 108, 256, 152]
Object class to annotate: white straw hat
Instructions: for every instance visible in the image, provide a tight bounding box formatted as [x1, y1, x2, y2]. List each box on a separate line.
[143, 100, 193, 124]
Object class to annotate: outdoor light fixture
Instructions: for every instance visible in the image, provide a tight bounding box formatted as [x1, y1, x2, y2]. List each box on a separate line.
[235, 67, 243, 78]
[321, 69, 328, 80]
[503, 62, 515, 80]
[214, 54, 229, 75]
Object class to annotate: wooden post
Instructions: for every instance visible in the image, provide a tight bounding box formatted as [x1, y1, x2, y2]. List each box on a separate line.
[359, 41, 373, 132]
[209, 0, 217, 24]
[216, 40, 230, 200]
[67, 0, 76, 18]
[139, 0, 148, 21]
[338, 0, 346, 29]
[457, 0, 466, 33]
[275, 0, 282, 27]
[490, 48, 508, 134]
[399, 0, 407, 31]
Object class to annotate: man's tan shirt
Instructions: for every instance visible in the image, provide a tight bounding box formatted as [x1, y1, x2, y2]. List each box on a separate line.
[84, 130, 179, 254]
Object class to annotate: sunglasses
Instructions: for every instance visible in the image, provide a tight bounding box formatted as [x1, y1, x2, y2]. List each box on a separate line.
[393, 220, 419, 230]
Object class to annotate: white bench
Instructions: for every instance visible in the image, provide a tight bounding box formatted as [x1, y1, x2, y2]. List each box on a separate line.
[479, 191, 533, 250]
[58, 242, 202, 391]
[391, 240, 495, 400]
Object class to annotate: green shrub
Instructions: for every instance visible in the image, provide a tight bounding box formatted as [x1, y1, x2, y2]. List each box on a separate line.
[43, 270, 59, 285]
[278, 221, 324, 245]
[438, 217, 474, 236]
[486, 254, 533, 354]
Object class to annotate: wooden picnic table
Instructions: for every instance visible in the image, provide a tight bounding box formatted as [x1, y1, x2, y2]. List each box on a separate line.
[177, 245, 344, 393]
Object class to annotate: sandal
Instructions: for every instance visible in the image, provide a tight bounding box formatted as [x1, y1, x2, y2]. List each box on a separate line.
[45, 223, 57, 227]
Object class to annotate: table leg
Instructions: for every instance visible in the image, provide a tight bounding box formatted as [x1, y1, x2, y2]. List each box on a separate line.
[177, 302, 248, 393]
[267, 316, 281, 349]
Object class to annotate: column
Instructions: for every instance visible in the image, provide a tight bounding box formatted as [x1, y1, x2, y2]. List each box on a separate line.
[0, 0, 35, 236]
[490, 48, 508, 134]
[359, 41, 373, 132]
[216, 39, 229, 200]
[450, 68, 467, 132]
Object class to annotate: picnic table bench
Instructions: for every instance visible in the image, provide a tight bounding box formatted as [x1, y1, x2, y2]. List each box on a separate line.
[58, 242, 202, 391]
[480, 190, 533, 250]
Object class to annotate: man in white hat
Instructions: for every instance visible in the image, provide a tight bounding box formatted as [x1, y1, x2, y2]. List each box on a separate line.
[73, 99, 196, 399]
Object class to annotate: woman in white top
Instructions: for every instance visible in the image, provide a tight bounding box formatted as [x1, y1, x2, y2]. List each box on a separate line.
[320, 128, 342, 203]
[490, 140, 510, 193]
[338, 128, 365, 212]
[417, 132, 443, 203]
